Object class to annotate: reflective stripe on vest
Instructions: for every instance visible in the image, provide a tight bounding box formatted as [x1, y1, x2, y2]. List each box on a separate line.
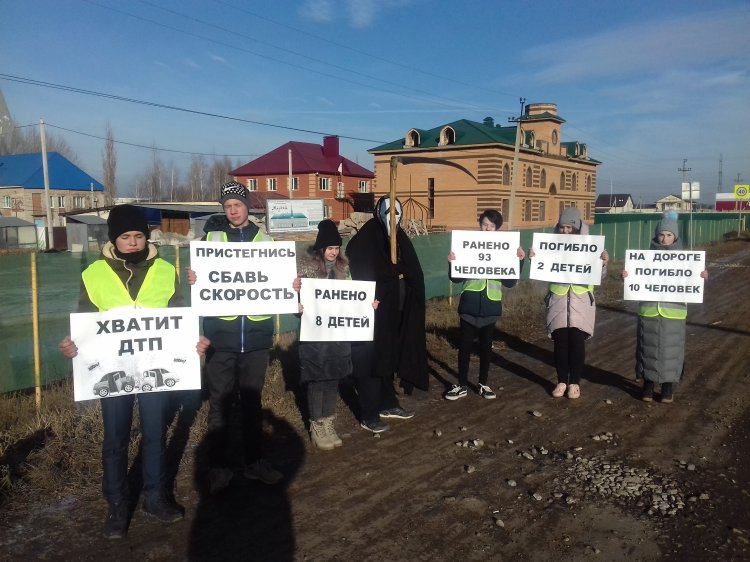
[206, 229, 272, 321]
[82, 258, 175, 311]
[639, 302, 687, 320]
[548, 283, 593, 296]
[462, 279, 503, 301]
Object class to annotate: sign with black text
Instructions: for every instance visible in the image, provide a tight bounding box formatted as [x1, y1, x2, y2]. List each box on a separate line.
[69, 307, 200, 402]
[530, 233, 605, 285]
[450, 230, 521, 279]
[623, 249, 705, 303]
[299, 278, 376, 342]
[190, 240, 298, 316]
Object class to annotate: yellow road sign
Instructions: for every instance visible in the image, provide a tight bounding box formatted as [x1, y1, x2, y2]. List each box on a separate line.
[735, 184, 749, 199]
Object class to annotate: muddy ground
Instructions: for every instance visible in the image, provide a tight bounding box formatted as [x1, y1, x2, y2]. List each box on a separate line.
[1, 241, 749, 561]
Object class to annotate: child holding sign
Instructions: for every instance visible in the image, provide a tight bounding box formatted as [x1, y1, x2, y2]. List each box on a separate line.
[622, 211, 708, 403]
[58, 205, 204, 539]
[531, 207, 609, 399]
[445, 209, 525, 400]
[297, 220, 352, 450]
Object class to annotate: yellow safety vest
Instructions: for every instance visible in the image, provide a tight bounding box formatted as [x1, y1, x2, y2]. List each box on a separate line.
[638, 302, 687, 320]
[548, 283, 593, 296]
[206, 229, 272, 322]
[462, 279, 503, 301]
[82, 258, 175, 311]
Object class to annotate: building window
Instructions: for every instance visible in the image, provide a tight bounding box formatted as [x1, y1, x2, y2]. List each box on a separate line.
[267, 178, 277, 191]
[246, 178, 257, 191]
[585, 202, 592, 220]
[319, 177, 331, 191]
[503, 164, 510, 186]
[358, 180, 369, 193]
[49, 196, 65, 208]
[439, 126, 456, 146]
[2, 196, 10, 208]
[523, 200, 532, 222]
[428, 178, 435, 219]
[405, 129, 420, 148]
[560, 172, 566, 191]
[502, 198, 509, 219]
[540, 169, 546, 190]
[572, 173, 578, 191]
[336, 182, 344, 199]
[525, 167, 533, 188]
[287, 177, 298, 191]
[586, 175, 593, 192]
[539, 200, 546, 222]
[552, 130, 558, 145]
[73, 196, 86, 209]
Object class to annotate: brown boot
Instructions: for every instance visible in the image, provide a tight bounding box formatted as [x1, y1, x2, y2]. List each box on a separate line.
[310, 419, 335, 450]
[323, 416, 342, 447]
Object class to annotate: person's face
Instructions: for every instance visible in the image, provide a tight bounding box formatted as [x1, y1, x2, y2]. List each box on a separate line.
[115, 231, 146, 253]
[657, 231, 676, 246]
[224, 199, 249, 228]
[480, 218, 498, 231]
[558, 224, 575, 234]
[323, 246, 340, 261]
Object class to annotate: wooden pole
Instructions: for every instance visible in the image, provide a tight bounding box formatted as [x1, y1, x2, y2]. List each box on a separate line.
[389, 157, 398, 264]
[31, 253, 42, 411]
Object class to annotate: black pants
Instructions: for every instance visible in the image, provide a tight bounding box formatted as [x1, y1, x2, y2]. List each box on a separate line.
[204, 349, 269, 467]
[101, 392, 167, 505]
[552, 327, 586, 384]
[307, 379, 339, 420]
[351, 342, 400, 423]
[457, 319, 494, 386]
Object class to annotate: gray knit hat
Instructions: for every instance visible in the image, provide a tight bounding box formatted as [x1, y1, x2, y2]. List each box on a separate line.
[655, 210, 679, 239]
[558, 207, 582, 230]
[219, 180, 250, 209]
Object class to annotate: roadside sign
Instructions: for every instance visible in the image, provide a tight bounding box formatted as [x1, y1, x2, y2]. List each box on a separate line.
[734, 184, 749, 200]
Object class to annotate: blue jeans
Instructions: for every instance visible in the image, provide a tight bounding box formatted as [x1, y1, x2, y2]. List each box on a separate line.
[101, 392, 167, 505]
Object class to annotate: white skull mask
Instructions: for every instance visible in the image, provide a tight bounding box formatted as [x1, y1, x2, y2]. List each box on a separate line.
[375, 196, 403, 237]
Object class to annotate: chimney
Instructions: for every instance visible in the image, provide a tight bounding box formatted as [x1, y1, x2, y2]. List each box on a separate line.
[323, 135, 339, 158]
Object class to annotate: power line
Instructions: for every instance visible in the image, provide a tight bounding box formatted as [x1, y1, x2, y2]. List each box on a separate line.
[0, 73, 384, 143]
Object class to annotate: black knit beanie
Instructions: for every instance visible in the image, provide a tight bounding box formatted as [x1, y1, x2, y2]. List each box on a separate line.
[313, 219, 342, 250]
[108, 204, 149, 243]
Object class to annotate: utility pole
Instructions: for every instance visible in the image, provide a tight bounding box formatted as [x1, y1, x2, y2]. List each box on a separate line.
[678, 158, 693, 248]
[40, 118, 53, 250]
[718, 154, 723, 193]
[506, 97, 526, 230]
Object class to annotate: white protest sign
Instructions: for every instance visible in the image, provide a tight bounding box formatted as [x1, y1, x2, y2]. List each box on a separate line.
[623, 249, 705, 304]
[299, 279, 376, 342]
[530, 233, 605, 285]
[450, 230, 521, 279]
[190, 240, 298, 316]
[69, 307, 200, 402]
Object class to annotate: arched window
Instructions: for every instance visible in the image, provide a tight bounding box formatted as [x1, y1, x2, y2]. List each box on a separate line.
[560, 171, 566, 190]
[438, 126, 456, 146]
[525, 167, 532, 188]
[540, 169, 546, 189]
[503, 164, 510, 186]
[552, 130, 558, 145]
[405, 129, 420, 148]
[572, 173, 578, 191]
[586, 175, 592, 192]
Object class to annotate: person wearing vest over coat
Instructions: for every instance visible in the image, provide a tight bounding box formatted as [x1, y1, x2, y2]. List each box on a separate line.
[186, 181, 283, 492]
[530, 207, 609, 400]
[622, 211, 708, 403]
[445, 209, 526, 401]
[58, 204, 200, 539]
[345, 196, 428, 434]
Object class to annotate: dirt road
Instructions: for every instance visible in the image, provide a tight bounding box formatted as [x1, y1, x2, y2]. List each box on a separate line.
[2, 241, 749, 561]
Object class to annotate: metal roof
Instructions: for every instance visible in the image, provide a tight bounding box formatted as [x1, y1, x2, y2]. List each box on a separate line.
[0, 152, 104, 191]
[0, 216, 35, 227]
[66, 214, 107, 225]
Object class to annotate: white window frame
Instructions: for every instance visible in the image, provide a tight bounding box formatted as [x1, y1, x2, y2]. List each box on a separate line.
[73, 195, 86, 209]
[358, 180, 369, 193]
[288, 176, 299, 191]
[49, 195, 65, 208]
[267, 178, 277, 191]
[319, 177, 331, 191]
[247, 178, 257, 191]
[2, 195, 11, 208]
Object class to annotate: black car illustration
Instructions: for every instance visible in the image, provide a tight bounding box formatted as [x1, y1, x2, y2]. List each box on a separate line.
[139, 368, 179, 391]
[92, 371, 136, 398]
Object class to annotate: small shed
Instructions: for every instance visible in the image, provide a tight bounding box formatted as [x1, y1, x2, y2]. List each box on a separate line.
[0, 216, 38, 250]
[65, 214, 108, 252]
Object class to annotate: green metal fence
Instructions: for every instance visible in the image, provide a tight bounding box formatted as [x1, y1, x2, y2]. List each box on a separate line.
[1, 212, 744, 392]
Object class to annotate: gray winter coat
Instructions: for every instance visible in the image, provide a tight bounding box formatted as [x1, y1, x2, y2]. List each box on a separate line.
[635, 238, 686, 383]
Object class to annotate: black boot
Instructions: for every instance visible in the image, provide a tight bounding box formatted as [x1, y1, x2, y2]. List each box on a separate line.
[142, 492, 184, 523]
[103, 501, 129, 539]
[661, 383, 674, 403]
[642, 380, 654, 402]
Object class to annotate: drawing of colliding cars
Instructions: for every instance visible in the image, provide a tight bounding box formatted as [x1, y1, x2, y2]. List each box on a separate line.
[138, 368, 179, 391]
[93, 371, 136, 398]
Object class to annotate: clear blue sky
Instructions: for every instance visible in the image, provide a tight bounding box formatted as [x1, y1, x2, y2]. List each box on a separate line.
[3, 0, 749, 204]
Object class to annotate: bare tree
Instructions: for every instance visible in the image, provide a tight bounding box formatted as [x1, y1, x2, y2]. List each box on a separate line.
[208, 156, 235, 198]
[102, 123, 117, 205]
[141, 146, 167, 201]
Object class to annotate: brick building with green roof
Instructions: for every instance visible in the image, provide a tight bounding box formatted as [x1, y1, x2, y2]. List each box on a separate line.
[368, 103, 600, 231]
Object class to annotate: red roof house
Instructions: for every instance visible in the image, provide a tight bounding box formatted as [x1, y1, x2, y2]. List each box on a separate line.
[230, 136, 374, 222]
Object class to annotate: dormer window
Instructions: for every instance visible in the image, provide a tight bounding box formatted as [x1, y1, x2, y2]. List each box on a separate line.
[438, 126, 456, 146]
[552, 130, 558, 145]
[405, 129, 420, 148]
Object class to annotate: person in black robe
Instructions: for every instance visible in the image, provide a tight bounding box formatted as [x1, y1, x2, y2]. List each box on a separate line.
[345, 195, 428, 433]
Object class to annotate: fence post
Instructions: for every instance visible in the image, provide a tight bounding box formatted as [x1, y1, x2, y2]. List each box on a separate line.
[31, 253, 42, 411]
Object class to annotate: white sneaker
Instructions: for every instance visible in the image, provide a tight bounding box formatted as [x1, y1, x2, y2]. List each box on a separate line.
[478, 384, 496, 399]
